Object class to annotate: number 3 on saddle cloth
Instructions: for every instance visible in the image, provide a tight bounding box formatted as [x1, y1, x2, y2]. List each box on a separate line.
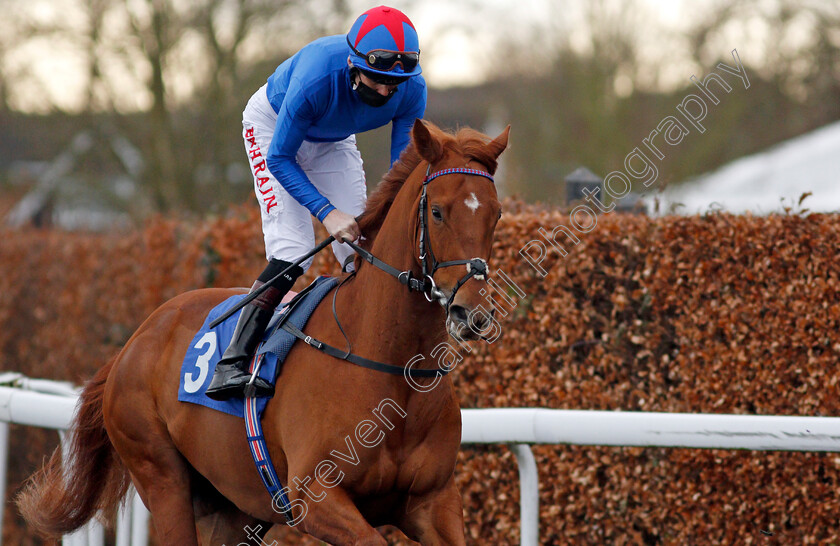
[177, 275, 339, 519]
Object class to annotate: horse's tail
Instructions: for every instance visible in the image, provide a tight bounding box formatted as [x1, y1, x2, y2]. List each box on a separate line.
[17, 356, 131, 536]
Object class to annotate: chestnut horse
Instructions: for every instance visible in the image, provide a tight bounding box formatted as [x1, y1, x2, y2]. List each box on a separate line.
[18, 119, 510, 545]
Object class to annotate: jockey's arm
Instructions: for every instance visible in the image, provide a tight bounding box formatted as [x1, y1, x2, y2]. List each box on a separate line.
[389, 80, 427, 166]
[267, 130, 360, 242]
[265, 80, 338, 225]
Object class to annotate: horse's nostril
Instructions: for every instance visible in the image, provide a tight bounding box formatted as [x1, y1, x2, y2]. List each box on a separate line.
[449, 305, 469, 324]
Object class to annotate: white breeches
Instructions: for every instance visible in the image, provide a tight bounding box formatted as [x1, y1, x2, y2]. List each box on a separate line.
[242, 84, 367, 271]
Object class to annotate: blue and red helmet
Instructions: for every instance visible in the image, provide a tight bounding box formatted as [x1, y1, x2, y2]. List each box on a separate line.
[347, 5, 421, 79]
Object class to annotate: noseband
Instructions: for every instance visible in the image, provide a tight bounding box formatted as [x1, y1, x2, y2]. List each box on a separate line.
[347, 164, 494, 312]
[293, 165, 496, 380]
[418, 165, 493, 309]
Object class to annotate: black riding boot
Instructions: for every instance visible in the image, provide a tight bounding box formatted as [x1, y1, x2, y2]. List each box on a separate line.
[205, 260, 303, 400]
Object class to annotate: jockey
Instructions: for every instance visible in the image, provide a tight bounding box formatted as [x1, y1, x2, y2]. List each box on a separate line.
[206, 5, 426, 400]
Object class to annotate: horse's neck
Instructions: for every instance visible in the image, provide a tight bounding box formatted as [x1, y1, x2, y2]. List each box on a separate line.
[344, 245, 446, 363]
[339, 184, 447, 369]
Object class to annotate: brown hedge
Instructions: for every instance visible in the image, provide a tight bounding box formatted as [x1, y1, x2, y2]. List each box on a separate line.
[2, 203, 839, 544]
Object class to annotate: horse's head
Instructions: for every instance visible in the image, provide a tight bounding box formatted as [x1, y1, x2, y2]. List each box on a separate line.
[410, 119, 510, 341]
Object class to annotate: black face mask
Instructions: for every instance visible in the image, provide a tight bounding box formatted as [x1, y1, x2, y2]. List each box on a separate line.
[352, 72, 396, 107]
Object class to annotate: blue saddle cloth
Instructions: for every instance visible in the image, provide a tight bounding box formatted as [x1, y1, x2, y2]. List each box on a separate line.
[178, 276, 339, 417]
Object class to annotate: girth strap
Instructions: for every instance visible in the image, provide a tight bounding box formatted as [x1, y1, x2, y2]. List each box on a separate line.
[244, 354, 294, 524]
[280, 322, 448, 379]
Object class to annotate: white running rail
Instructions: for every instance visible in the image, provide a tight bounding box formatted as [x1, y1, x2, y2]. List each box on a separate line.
[461, 408, 840, 546]
[0, 374, 149, 546]
[3, 376, 840, 546]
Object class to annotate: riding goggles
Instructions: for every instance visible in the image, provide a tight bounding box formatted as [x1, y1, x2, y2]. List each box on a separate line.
[359, 69, 408, 86]
[347, 36, 420, 73]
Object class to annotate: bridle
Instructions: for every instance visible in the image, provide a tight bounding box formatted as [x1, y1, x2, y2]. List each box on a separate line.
[281, 163, 497, 380]
[417, 165, 493, 309]
[346, 163, 495, 312]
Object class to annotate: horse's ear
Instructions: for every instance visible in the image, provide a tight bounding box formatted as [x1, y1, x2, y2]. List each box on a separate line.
[486, 125, 511, 160]
[412, 119, 444, 164]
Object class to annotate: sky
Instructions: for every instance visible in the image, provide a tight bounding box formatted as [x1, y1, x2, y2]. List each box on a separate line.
[6, 0, 701, 112]
[7, 0, 816, 113]
[391, 0, 692, 88]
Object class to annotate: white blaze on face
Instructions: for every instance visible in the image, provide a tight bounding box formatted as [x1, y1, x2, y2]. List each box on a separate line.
[464, 192, 481, 213]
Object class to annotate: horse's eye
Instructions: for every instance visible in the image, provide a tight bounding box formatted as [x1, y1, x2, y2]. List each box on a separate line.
[497, 210, 503, 220]
[431, 206, 443, 222]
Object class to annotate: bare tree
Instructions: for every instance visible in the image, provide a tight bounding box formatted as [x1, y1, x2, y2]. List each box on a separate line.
[76, 0, 113, 112]
[2, 0, 352, 212]
[0, 0, 15, 113]
[182, 0, 351, 210]
[110, 0, 351, 211]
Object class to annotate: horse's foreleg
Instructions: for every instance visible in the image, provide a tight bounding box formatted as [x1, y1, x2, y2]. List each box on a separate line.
[398, 478, 467, 546]
[290, 485, 387, 546]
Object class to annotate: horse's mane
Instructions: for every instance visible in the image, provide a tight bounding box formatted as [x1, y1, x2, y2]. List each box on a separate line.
[356, 141, 424, 243]
[357, 124, 500, 248]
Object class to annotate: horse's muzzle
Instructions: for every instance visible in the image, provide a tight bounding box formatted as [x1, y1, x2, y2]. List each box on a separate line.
[446, 304, 496, 341]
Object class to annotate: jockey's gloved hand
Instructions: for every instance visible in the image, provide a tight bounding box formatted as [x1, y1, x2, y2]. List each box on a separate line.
[323, 209, 360, 243]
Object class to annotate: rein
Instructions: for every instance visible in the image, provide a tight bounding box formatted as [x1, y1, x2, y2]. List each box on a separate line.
[347, 164, 494, 310]
[277, 272, 444, 378]
[284, 165, 496, 380]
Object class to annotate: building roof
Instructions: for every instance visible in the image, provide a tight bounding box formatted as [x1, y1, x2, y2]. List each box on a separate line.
[652, 119, 840, 215]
